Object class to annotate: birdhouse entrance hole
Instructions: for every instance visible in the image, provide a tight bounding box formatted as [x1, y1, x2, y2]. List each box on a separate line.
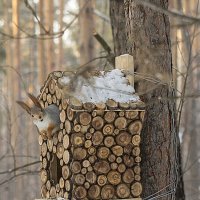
[49, 153, 62, 185]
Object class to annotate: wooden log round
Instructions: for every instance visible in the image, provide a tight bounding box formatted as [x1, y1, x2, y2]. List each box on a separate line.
[74, 124, 81, 132]
[70, 97, 82, 110]
[97, 147, 110, 159]
[81, 125, 90, 133]
[59, 177, 65, 189]
[49, 80, 56, 94]
[92, 116, 104, 130]
[119, 102, 129, 110]
[89, 127, 95, 133]
[88, 146, 96, 155]
[65, 120, 72, 134]
[112, 145, 123, 156]
[83, 160, 90, 168]
[132, 135, 141, 146]
[40, 169, 48, 184]
[88, 166, 93, 172]
[53, 146, 57, 154]
[123, 155, 135, 167]
[42, 92, 47, 101]
[117, 163, 126, 173]
[60, 110, 66, 123]
[60, 159, 64, 166]
[134, 165, 141, 174]
[128, 120, 143, 135]
[63, 150, 70, 164]
[81, 168, 87, 175]
[71, 161, 81, 174]
[60, 123, 64, 130]
[85, 140, 92, 148]
[86, 171, 97, 184]
[132, 146, 141, 156]
[104, 136, 115, 147]
[71, 133, 84, 147]
[114, 117, 127, 130]
[104, 111, 116, 123]
[94, 161, 110, 174]
[135, 156, 142, 163]
[123, 168, 135, 183]
[67, 107, 74, 121]
[92, 131, 104, 146]
[107, 170, 121, 185]
[63, 134, 69, 149]
[86, 132, 92, 139]
[65, 180, 71, 191]
[88, 185, 100, 199]
[46, 180, 51, 191]
[116, 131, 131, 146]
[41, 142, 47, 157]
[114, 128, 120, 135]
[47, 152, 51, 161]
[79, 112, 92, 126]
[61, 98, 68, 110]
[42, 157, 48, 169]
[38, 135, 43, 146]
[56, 143, 64, 159]
[116, 157, 122, 164]
[97, 175, 107, 186]
[74, 186, 87, 199]
[89, 155, 97, 164]
[125, 111, 138, 119]
[124, 143, 134, 155]
[58, 131, 63, 142]
[110, 162, 118, 170]
[108, 154, 116, 162]
[135, 174, 141, 181]
[116, 183, 130, 198]
[131, 182, 142, 197]
[84, 182, 90, 189]
[62, 165, 70, 180]
[41, 184, 47, 198]
[73, 147, 87, 160]
[119, 111, 125, 117]
[103, 124, 114, 135]
[64, 192, 69, 199]
[53, 133, 58, 145]
[92, 111, 97, 117]
[96, 102, 106, 110]
[106, 99, 118, 109]
[52, 95, 56, 104]
[74, 174, 85, 185]
[101, 185, 115, 199]
[47, 94, 52, 104]
[83, 102, 95, 112]
[47, 140, 53, 152]
[50, 186, 56, 198]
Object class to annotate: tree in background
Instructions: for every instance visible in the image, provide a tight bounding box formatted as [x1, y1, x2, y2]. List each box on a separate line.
[110, 0, 185, 199]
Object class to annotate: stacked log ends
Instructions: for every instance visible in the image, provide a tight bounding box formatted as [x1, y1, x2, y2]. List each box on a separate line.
[39, 71, 145, 199]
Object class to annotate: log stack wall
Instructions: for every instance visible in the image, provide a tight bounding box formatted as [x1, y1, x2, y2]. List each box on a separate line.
[38, 71, 145, 200]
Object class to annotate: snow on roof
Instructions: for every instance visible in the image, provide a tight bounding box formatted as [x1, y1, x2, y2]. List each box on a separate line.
[59, 69, 140, 103]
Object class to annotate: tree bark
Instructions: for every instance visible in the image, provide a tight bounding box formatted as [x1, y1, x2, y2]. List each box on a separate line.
[110, 0, 185, 199]
[79, 0, 95, 65]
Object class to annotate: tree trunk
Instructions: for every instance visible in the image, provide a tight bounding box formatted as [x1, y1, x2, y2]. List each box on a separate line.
[110, 1, 185, 199]
[79, 0, 95, 65]
[38, 0, 46, 85]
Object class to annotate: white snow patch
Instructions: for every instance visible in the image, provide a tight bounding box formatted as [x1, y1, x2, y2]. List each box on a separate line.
[60, 69, 140, 103]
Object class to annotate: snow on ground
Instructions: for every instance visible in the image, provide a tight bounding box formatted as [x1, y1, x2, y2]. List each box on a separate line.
[60, 69, 140, 103]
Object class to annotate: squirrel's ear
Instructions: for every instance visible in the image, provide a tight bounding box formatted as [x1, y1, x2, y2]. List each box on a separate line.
[16, 101, 31, 115]
[27, 93, 42, 109]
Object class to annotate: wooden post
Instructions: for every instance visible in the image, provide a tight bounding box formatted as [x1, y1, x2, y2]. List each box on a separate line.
[115, 54, 134, 87]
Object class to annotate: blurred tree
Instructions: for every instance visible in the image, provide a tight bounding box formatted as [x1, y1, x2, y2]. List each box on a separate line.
[110, 0, 185, 199]
[79, 0, 95, 65]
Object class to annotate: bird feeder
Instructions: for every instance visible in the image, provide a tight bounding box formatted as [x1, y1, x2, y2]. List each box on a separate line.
[36, 54, 145, 200]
